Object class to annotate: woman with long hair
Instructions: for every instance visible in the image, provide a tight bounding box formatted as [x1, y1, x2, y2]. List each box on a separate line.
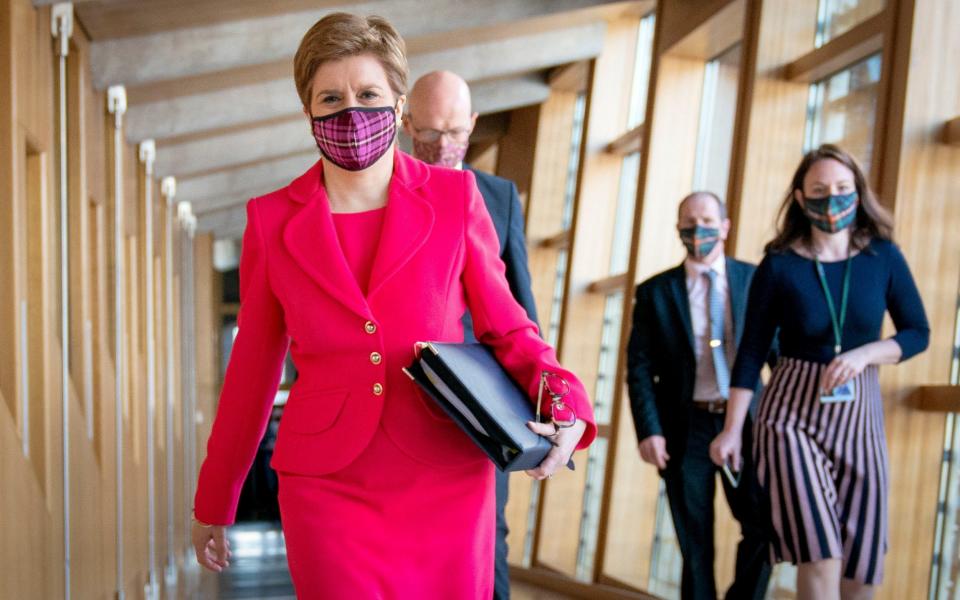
[710, 145, 929, 599]
[188, 13, 595, 598]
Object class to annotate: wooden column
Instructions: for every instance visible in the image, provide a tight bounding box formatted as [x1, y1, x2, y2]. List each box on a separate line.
[536, 16, 639, 578]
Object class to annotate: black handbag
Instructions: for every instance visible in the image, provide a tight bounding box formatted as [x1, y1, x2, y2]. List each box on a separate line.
[403, 342, 557, 472]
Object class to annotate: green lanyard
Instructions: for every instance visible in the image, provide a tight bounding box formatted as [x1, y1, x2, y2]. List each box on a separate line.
[813, 255, 852, 356]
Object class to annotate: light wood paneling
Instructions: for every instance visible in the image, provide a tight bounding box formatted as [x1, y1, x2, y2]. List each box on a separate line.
[633, 54, 705, 282]
[1, 1, 201, 597]
[873, 1, 960, 597]
[537, 16, 639, 578]
[727, 0, 816, 260]
[2, 3, 62, 599]
[505, 91, 579, 568]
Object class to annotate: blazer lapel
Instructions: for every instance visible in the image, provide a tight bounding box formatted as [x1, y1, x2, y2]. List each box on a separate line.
[282, 162, 370, 319]
[726, 257, 746, 345]
[367, 153, 434, 299]
[668, 266, 695, 353]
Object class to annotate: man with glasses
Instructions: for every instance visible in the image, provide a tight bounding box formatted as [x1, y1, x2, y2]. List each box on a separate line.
[405, 71, 538, 600]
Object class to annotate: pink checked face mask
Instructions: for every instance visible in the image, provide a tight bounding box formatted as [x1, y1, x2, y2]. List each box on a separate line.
[311, 105, 398, 171]
[412, 138, 469, 168]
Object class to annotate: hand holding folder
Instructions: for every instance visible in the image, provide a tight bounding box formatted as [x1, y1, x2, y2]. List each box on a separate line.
[403, 342, 579, 475]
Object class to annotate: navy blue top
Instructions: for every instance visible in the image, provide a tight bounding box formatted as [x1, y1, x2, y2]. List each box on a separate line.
[730, 238, 929, 390]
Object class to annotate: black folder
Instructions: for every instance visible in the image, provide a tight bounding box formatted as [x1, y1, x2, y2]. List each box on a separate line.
[403, 342, 555, 472]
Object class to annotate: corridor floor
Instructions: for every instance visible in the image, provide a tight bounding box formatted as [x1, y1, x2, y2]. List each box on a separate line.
[215, 521, 574, 599]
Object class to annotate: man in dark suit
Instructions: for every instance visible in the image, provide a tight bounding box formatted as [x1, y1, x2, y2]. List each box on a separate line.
[626, 192, 772, 600]
[404, 70, 539, 600]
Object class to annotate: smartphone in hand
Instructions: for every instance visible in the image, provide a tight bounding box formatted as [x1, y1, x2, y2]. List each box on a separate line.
[721, 461, 741, 489]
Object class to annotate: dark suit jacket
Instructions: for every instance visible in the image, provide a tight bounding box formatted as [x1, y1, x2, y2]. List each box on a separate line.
[625, 257, 775, 474]
[462, 165, 539, 338]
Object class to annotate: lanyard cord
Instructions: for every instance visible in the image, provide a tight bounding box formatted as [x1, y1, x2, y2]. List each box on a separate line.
[814, 254, 852, 356]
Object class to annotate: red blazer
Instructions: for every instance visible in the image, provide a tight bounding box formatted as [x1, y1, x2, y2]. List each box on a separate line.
[194, 151, 596, 524]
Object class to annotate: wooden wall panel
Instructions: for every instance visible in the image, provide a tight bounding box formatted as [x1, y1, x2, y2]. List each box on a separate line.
[633, 54, 706, 283]
[1, 2, 62, 598]
[727, 0, 816, 260]
[873, 1, 960, 597]
[501, 94, 576, 568]
[495, 105, 540, 211]
[536, 16, 639, 578]
[1, 1, 199, 597]
[657, 0, 740, 55]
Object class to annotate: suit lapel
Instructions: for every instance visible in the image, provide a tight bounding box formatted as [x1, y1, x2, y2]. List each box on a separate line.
[667, 266, 695, 353]
[366, 176, 434, 299]
[282, 163, 370, 319]
[726, 258, 746, 345]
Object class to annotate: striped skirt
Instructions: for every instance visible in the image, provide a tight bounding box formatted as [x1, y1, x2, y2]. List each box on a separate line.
[754, 357, 888, 585]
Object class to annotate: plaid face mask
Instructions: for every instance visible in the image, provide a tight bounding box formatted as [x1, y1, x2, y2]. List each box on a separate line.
[679, 224, 720, 258]
[412, 138, 469, 168]
[802, 191, 859, 233]
[311, 105, 398, 171]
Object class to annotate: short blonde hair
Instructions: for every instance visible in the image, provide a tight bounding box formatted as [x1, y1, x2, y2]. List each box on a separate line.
[293, 13, 408, 108]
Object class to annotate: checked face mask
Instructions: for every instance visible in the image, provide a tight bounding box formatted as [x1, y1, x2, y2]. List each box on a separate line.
[801, 191, 859, 233]
[311, 104, 398, 171]
[678, 224, 721, 259]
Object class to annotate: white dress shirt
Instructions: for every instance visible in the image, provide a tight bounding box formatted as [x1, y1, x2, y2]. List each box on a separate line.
[684, 254, 735, 402]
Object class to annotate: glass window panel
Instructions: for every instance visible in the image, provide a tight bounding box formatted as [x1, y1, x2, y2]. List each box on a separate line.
[929, 277, 960, 596]
[546, 247, 569, 348]
[692, 44, 742, 200]
[647, 480, 682, 597]
[627, 14, 657, 129]
[524, 93, 590, 565]
[609, 153, 640, 275]
[546, 92, 588, 347]
[575, 437, 609, 581]
[593, 291, 624, 426]
[804, 53, 882, 174]
[561, 93, 588, 230]
[521, 478, 542, 567]
[815, 0, 886, 47]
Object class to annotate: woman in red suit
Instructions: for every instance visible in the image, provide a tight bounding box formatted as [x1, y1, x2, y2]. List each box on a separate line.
[190, 13, 596, 599]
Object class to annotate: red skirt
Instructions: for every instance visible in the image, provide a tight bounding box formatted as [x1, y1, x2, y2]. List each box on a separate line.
[277, 423, 495, 599]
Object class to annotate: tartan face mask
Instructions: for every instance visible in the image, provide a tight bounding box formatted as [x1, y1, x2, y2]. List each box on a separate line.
[678, 224, 721, 258]
[311, 105, 398, 171]
[412, 138, 469, 168]
[802, 191, 859, 233]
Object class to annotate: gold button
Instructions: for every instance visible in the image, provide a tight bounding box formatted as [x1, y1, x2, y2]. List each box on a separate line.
[372, 383, 384, 396]
[370, 352, 382, 365]
[364, 321, 377, 334]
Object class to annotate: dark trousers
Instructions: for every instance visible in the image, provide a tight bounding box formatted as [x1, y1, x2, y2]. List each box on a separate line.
[663, 410, 771, 600]
[493, 469, 510, 600]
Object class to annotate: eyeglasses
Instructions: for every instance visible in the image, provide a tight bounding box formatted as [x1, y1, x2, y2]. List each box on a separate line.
[535, 371, 577, 433]
[406, 122, 472, 143]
